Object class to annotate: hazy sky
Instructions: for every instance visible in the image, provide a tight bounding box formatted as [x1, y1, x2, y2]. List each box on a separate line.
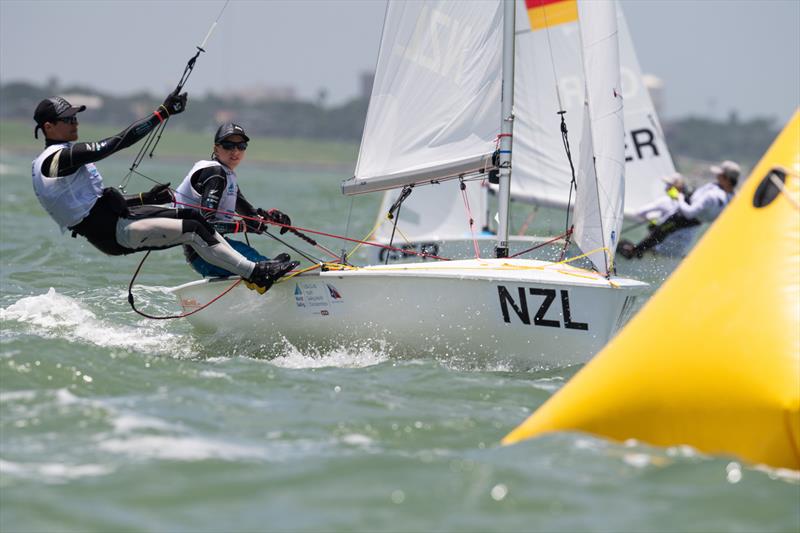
[1, 0, 798, 122]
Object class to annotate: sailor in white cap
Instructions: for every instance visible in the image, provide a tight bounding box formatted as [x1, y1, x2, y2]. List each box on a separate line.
[619, 161, 739, 259]
[677, 160, 739, 222]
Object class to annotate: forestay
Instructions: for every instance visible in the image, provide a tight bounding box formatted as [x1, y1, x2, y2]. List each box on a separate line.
[343, 1, 503, 196]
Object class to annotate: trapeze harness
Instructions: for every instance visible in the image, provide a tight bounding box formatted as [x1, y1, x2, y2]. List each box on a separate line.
[173, 160, 264, 264]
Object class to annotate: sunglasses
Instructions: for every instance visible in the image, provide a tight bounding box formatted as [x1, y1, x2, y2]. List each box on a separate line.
[218, 140, 248, 151]
[56, 116, 78, 125]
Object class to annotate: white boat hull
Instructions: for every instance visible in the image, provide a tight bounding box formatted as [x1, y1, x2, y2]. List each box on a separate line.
[171, 259, 647, 368]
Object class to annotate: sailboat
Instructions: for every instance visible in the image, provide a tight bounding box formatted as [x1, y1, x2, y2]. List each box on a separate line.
[364, 0, 677, 265]
[170, 0, 647, 368]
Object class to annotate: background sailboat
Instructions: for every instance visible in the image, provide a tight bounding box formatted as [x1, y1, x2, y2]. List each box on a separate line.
[171, 0, 646, 368]
[365, 1, 676, 265]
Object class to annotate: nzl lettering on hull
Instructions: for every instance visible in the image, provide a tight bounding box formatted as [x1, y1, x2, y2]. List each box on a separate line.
[497, 285, 588, 330]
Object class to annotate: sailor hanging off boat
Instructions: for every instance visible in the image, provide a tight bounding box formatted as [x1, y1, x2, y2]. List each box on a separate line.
[618, 160, 740, 259]
[30, 94, 295, 293]
[172, 123, 297, 288]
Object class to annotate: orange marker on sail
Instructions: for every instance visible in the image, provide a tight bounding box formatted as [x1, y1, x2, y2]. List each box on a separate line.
[526, 0, 579, 31]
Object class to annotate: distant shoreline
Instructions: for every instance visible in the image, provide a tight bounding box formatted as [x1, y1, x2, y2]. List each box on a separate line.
[0, 119, 358, 173]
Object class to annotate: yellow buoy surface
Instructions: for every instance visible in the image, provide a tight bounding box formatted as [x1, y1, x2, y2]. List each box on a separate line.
[503, 110, 800, 470]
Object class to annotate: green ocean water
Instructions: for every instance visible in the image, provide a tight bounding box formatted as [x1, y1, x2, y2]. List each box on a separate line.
[1, 146, 798, 533]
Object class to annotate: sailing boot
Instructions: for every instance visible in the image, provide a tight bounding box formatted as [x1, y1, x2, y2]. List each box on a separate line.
[271, 253, 291, 263]
[247, 252, 291, 289]
[244, 259, 300, 294]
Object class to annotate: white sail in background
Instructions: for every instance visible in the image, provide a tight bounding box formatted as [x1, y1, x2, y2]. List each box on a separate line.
[572, 0, 625, 274]
[373, 180, 487, 243]
[372, 1, 669, 254]
[343, 1, 503, 196]
[511, 0, 675, 217]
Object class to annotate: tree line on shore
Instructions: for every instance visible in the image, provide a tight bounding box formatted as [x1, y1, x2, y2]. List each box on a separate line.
[1, 81, 780, 168]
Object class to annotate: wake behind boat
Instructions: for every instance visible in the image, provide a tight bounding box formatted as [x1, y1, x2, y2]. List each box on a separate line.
[171, 0, 647, 368]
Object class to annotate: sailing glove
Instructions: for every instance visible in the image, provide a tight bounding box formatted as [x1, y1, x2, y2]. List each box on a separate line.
[142, 183, 173, 204]
[666, 186, 680, 200]
[259, 208, 292, 234]
[245, 215, 269, 234]
[162, 90, 188, 116]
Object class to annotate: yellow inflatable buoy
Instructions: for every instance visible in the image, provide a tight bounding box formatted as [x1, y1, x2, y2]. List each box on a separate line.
[503, 110, 800, 470]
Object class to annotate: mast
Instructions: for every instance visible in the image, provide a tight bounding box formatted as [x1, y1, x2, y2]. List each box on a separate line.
[494, 0, 516, 259]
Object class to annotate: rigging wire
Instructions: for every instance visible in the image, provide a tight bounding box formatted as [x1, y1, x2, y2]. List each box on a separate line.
[459, 178, 481, 259]
[342, 196, 356, 262]
[120, 0, 231, 191]
[384, 185, 413, 264]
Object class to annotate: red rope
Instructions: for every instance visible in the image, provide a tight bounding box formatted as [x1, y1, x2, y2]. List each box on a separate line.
[508, 230, 572, 259]
[171, 199, 452, 262]
[127, 250, 244, 320]
[460, 183, 481, 259]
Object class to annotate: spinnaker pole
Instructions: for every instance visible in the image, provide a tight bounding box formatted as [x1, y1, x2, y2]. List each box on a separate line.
[495, 0, 516, 259]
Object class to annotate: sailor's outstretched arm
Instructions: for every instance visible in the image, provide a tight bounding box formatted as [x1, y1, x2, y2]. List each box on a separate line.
[40, 92, 187, 177]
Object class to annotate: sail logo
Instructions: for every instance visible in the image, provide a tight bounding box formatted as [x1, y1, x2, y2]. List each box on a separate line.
[497, 286, 588, 330]
[396, 5, 474, 85]
[294, 284, 305, 307]
[326, 284, 342, 300]
[179, 297, 200, 310]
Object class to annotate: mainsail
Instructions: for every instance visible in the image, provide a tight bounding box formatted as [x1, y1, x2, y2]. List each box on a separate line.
[343, 1, 503, 195]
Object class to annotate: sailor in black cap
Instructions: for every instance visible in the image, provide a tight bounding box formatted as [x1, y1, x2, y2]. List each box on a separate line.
[31, 93, 296, 293]
[173, 123, 295, 280]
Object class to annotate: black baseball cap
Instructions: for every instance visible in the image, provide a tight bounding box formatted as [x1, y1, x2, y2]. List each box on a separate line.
[214, 123, 250, 144]
[33, 96, 86, 139]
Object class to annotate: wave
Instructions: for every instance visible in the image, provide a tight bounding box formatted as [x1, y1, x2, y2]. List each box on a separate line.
[269, 339, 391, 369]
[0, 287, 195, 357]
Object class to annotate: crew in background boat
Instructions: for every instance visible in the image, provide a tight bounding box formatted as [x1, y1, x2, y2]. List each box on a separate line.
[618, 160, 740, 259]
[172, 123, 295, 283]
[31, 95, 294, 293]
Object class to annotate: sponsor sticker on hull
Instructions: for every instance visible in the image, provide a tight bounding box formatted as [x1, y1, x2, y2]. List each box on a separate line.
[294, 282, 344, 317]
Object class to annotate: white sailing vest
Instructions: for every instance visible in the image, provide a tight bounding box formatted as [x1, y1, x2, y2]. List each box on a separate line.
[31, 143, 104, 231]
[174, 160, 238, 222]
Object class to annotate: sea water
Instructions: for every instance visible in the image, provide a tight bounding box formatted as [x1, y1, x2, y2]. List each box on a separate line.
[1, 150, 797, 532]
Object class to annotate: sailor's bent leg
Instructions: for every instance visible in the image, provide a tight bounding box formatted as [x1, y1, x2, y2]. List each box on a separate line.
[116, 217, 256, 278]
